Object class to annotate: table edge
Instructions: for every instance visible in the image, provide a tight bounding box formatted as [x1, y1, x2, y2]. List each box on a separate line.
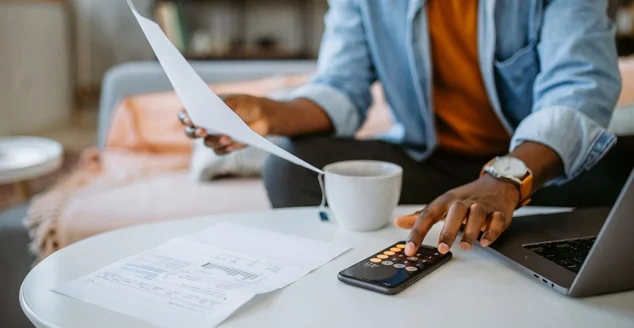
[20, 281, 64, 328]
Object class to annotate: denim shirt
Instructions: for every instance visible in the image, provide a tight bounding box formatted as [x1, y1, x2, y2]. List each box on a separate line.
[290, 0, 621, 185]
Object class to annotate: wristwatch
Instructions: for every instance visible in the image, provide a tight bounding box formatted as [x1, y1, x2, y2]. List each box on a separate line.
[481, 156, 533, 208]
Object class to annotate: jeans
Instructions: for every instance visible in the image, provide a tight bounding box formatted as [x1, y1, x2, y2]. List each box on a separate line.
[262, 136, 634, 209]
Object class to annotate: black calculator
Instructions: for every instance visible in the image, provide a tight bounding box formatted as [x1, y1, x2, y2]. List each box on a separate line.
[337, 241, 452, 295]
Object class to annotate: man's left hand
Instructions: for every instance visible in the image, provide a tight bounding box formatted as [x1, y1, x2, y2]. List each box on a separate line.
[394, 174, 520, 256]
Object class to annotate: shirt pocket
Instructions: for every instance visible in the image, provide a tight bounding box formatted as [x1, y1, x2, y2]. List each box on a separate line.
[493, 41, 539, 127]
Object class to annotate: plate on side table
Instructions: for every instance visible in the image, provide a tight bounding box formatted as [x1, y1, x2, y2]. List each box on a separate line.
[0, 136, 63, 185]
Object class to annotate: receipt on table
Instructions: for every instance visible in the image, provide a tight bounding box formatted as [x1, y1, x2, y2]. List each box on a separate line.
[53, 222, 350, 328]
[125, 0, 323, 174]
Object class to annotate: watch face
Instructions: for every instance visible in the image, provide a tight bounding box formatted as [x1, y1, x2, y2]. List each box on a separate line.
[491, 156, 527, 177]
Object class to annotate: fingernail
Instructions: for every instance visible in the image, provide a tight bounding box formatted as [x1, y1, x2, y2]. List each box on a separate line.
[220, 137, 231, 145]
[195, 129, 205, 138]
[405, 242, 415, 255]
[438, 243, 449, 254]
[481, 239, 491, 247]
[460, 242, 472, 251]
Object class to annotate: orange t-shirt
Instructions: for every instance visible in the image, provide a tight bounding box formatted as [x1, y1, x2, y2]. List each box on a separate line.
[428, 0, 510, 156]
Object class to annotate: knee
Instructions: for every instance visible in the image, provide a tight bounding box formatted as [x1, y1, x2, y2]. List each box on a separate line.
[262, 137, 325, 185]
[262, 137, 324, 208]
[262, 138, 295, 181]
[262, 138, 303, 207]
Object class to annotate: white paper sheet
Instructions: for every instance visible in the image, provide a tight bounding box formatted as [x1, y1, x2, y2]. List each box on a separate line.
[125, 0, 323, 174]
[53, 222, 350, 328]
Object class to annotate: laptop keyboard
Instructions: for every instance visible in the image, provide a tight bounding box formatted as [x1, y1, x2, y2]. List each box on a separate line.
[524, 237, 596, 273]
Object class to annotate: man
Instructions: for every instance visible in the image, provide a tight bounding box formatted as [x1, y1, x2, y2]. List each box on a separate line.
[179, 0, 633, 258]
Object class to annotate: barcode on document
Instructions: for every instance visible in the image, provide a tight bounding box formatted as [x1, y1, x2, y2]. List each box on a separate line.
[201, 263, 261, 280]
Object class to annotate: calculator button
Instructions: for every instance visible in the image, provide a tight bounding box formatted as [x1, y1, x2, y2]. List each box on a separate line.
[405, 266, 418, 272]
[390, 248, 402, 252]
[370, 258, 382, 263]
[394, 264, 406, 269]
[424, 255, 436, 261]
[397, 253, 404, 258]
[382, 261, 394, 266]
[377, 254, 388, 259]
[397, 244, 406, 249]
[384, 251, 395, 256]
[407, 256, 418, 261]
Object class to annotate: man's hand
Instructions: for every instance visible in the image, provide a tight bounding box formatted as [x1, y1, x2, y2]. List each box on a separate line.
[177, 94, 334, 155]
[394, 142, 564, 256]
[394, 175, 520, 256]
[178, 94, 273, 155]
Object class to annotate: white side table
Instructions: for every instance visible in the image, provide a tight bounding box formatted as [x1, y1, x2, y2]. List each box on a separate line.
[0, 136, 63, 201]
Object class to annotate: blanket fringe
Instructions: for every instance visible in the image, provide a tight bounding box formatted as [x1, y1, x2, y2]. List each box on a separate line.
[24, 147, 103, 262]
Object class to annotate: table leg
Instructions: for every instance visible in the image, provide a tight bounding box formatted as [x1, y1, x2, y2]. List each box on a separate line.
[14, 181, 32, 201]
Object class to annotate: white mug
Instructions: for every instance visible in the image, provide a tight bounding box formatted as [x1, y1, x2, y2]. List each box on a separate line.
[323, 160, 403, 231]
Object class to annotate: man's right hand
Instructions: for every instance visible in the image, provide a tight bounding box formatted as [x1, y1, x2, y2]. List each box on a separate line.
[178, 93, 334, 155]
[178, 94, 274, 155]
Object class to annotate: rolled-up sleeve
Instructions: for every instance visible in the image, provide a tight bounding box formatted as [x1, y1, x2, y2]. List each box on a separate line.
[511, 0, 621, 185]
[290, 0, 376, 137]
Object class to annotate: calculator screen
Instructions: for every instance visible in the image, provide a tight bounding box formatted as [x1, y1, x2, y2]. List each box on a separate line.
[338, 242, 445, 288]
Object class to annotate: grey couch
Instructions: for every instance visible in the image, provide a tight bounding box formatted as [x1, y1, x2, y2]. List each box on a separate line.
[98, 60, 317, 147]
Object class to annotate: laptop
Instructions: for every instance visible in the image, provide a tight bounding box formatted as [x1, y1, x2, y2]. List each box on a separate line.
[483, 168, 634, 297]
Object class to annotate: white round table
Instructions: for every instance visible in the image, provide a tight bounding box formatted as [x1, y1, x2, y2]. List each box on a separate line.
[20, 206, 634, 328]
[0, 136, 63, 200]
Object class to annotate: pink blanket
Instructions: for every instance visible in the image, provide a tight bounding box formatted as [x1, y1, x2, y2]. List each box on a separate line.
[26, 75, 312, 259]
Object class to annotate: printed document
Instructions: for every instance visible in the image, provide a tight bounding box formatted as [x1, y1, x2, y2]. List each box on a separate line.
[53, 222, 350, 328]
[125, 0, 323, 174]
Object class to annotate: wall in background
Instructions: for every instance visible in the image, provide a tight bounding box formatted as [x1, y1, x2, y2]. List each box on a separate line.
[0, 2, 72, 135]
[71, 0, 156, 88]
[71, 0, 327, 88]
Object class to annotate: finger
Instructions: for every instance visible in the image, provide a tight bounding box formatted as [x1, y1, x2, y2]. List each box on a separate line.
[481, 212, 507, 247]
[204, 135, 233, 148]
[393, 209, 423, 229]
[214, 146, 232, 156]
[185, 126, 207, 139]
[178, 110, 193, 127]
[225, 143, 246, 152]
[195, 128, 207, 138]
[204, 135, 238, 155]
[405, 204, 447, 256]
[438, 201, 470, 254]
[184, 126, 197, 139]
[460, 203, 486, 250]
[204, 135, 226, 150]
[204, 138, 230, 155]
